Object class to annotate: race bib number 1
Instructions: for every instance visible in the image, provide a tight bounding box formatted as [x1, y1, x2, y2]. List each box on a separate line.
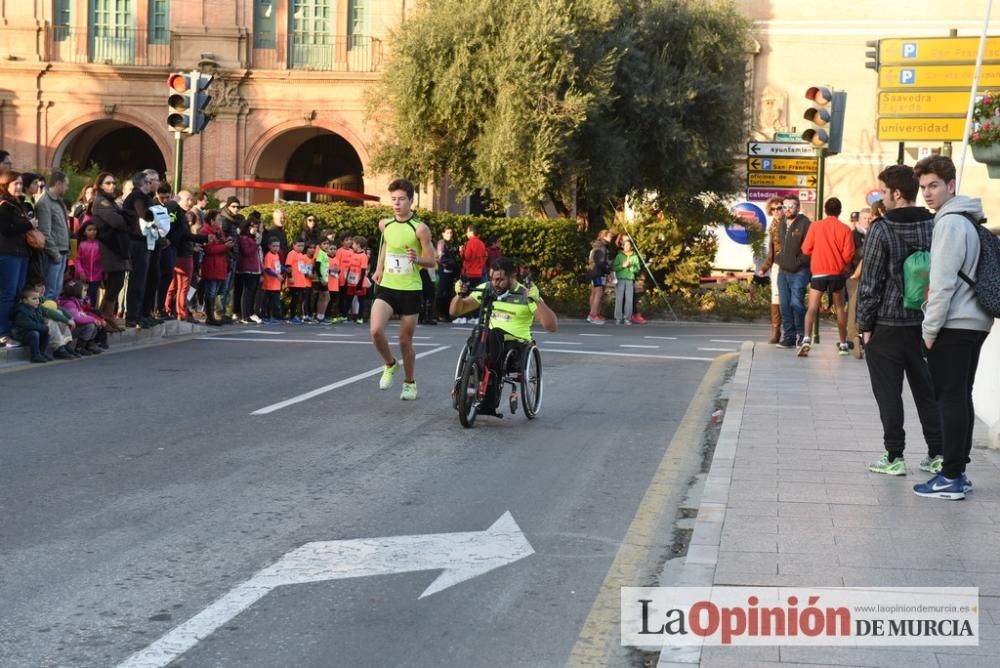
[385, 252, 414, 275]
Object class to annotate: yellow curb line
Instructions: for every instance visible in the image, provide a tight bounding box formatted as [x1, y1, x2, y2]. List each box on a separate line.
[565, 352, 738, 667]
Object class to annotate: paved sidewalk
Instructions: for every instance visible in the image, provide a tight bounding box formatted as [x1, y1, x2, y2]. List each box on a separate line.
[659, 336, 1000, 668]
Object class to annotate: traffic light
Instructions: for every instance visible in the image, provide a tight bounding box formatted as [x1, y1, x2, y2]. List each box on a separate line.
[801, 86, 847, 156]
[166, 71, 214, 135]
[865, 40, 880, 71]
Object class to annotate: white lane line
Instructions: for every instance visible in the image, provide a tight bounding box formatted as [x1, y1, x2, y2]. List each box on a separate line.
[238, 330, 285, 335]
[542, 341, 583, 346]
[710, 339, 744, 344]
[252, 346, 451, 415]
[195, 337, 438, 347]
[578, 333, 612, 337]
[540, 348, 713, 362]
[643, 336, 677, 340]
[698, 347, 736, 352]
[451, 327, 473, 331]
[318, 333, 357, 337]
[619, 344, 659, 349]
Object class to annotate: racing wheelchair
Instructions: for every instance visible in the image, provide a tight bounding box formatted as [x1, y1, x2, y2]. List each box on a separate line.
[451, 286, 543, 428]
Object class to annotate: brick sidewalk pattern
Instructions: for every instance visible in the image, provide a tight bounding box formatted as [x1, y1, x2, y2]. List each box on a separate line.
[659, 339, 1000, 668]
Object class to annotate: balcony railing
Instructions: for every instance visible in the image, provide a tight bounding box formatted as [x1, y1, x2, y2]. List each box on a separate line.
[47, 26, 171, 66]
[252, 35, 382, 72]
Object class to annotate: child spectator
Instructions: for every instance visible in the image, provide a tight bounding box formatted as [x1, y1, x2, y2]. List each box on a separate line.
[11, 287, 51, 363]
[314, 239, 331, 323]
[285, 239, 313, 324]
[346, 236, 369, 324]
[36, 286, 78, 360]
[302, 241, 318, 322]
[75, 221, 104, 307]
[261, 239, 284, 323]
[58, 280, 102, 355]
[326, 239, 345, 322]
[200, 210, 233, 327]
[236, 218, 263, 324]
[334, 232, 354, 320]
[167, 209, 209, 323]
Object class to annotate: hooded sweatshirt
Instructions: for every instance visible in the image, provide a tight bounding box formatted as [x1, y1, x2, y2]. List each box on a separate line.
[922, 195, 994, 343]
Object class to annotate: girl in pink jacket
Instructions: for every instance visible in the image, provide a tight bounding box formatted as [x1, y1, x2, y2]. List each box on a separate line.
[75, 221, 104, 307]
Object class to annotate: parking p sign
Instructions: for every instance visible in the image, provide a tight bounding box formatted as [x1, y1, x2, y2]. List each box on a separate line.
[902, 42, 918, 59]
[900, 69, 916, 85]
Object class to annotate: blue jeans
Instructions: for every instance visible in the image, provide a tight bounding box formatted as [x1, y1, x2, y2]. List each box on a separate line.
[777, 267, 810, 343]
[219, 260, 236, 312]
[0, 255, 29, 336]
[22, 329, 50, 358]
[43, 253, 68, 301]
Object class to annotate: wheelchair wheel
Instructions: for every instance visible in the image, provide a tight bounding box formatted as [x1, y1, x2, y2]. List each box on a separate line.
[457, 359, 482, 428]
[452, 343, 470, 410]
[520, 344, 542, 418]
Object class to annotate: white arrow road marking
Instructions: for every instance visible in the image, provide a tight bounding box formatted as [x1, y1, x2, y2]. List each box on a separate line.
[251, 345, 451, 414]
[114, 512, 533, 668]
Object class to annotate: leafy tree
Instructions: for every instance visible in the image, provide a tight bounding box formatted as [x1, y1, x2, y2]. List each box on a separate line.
[371, 0, 752, 224]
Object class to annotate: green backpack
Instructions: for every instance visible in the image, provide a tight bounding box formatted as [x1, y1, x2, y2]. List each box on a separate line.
[884, 223, 930, 311]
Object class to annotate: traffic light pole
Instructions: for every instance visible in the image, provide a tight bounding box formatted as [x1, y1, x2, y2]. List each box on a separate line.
[812, 148, 826, 344]
[173, 131, 183, 189]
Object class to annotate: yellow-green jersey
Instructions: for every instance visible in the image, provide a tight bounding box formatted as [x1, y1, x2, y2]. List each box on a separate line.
[379, 217, 423, 291]
[470, 281, 540, 341]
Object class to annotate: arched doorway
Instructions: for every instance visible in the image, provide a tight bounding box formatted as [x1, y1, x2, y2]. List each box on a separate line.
[56, 121, 167, 178]
[253, 128, 364, 203]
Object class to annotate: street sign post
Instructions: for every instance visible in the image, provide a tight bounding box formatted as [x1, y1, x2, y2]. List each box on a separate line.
[877, 37, 1000, 66]
[879, 64, 1000, 89]
[877, 90, 970, 116]
[746, 142, 816, 157]
[747, 172, 818, 188]
[747, 188, 817, 202]
[747, 157, 819, 173]
[877, 117, 966, 141]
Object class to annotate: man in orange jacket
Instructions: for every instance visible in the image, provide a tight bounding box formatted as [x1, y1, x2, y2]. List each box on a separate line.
[798, 197, 855, 357]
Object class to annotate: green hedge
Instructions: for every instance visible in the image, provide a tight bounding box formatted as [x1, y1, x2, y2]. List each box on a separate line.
[242, 202, 592, 312]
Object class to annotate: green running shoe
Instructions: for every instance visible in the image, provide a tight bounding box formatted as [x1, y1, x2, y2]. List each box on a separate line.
[869, 452, 906, 476]
[400, 381, 418, 401]
[379, 360, 400, 390]
[919, 455, 943, 473]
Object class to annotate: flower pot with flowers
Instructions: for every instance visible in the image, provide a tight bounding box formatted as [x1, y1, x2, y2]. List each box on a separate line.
[971, 91, 1000, 178]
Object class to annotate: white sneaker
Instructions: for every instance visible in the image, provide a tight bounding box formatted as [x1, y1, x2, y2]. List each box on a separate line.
[249, 315, 263, 324]
[453, 317, 467, 324]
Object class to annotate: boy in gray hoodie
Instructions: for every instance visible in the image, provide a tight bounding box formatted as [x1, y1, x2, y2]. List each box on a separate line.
[913, 155, 994, 500]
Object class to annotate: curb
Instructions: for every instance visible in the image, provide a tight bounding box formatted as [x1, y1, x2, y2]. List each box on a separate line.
[0, 320, 212, 369]
[656, 340, 754, 668]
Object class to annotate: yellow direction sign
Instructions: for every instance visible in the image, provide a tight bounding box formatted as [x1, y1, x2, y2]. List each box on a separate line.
[877, 117, 965, 141]
[880, 64, 1000, 89]
[747, 172, 818, 188]
[747, 157, 818, 174]
[878, 91, 970, 117]
[878, 37, 1000, 66]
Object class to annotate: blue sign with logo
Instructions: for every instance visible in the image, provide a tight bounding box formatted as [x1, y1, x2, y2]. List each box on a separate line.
[902, 42, 918, 59]
[900, 69, 916, 85]
[727, 202, 767, 245]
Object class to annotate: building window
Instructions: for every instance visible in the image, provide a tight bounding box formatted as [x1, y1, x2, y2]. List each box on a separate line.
[290, 0, 332, 69]
[89, 0, 135, 63]
[347, 0, 366, 49]
[148, 0, 169, 44]
[53, 0, 72, 41]
[254, 0, 276, 49]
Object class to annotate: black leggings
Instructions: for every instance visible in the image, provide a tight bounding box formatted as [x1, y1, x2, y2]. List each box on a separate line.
[236, 274, 260, 320]
[101, 271, 126, 313]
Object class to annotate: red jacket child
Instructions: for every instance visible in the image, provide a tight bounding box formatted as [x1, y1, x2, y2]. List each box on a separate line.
[200, 218, 230, 281]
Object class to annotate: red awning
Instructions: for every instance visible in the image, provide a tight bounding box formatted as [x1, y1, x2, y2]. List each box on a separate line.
[199, 179, 380, 203]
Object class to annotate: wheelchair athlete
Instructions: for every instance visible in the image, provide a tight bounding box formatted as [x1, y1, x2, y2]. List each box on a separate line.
[449, 256, 558, 415]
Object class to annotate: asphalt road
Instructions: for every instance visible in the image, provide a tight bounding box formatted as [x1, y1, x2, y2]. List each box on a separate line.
[0, 319, 767, 668]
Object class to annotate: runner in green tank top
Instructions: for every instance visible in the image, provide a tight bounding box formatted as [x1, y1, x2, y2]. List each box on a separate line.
[370, 179, 436, 400]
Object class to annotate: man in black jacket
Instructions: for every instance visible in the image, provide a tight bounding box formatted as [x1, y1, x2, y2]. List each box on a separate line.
[123, 170, 156, 328]
[859, 165, 942, 477]
[775, 195, 812, 347]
